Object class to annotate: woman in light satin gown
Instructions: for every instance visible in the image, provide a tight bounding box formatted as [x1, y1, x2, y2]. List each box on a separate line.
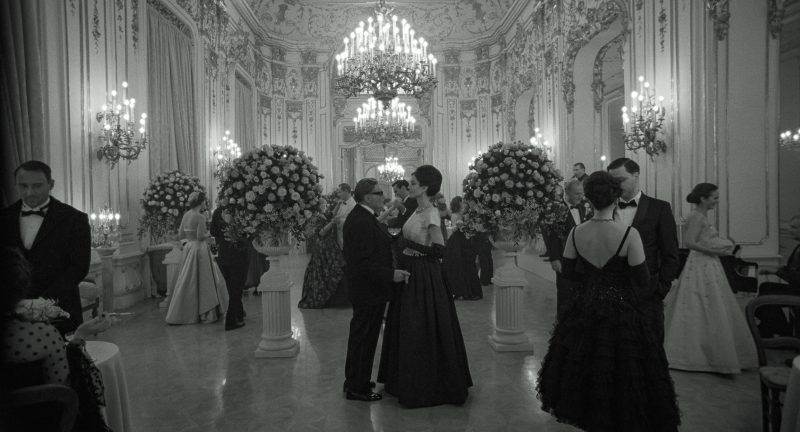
[166, 191, 229, 325]
[663, 183, 757, 373]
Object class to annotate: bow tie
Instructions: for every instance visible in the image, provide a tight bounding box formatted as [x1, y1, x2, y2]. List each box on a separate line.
[569, 204, 582, 210]
[21, 205, 49, 217]
[618, 200, 637, 209]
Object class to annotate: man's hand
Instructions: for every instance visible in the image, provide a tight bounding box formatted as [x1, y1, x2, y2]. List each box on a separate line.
[393, 269, 410, 283]
[550, 259, 562, 273]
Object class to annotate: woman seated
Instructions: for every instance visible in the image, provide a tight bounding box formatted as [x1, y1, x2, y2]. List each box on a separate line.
[2, 246, 113, 432]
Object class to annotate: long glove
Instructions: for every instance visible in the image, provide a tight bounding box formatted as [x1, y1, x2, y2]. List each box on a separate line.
[399, 238, 445, 259]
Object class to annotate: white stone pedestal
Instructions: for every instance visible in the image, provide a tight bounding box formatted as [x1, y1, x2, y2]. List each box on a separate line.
[254, 255, 299, 358]
[488, 249, 534, 353]
[158, 245, 183, 309]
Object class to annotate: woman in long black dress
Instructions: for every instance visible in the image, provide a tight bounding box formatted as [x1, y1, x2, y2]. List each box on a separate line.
[378, 165, 473, 408]
[536, 171, 680, 431]
[443, 196, 482, 300]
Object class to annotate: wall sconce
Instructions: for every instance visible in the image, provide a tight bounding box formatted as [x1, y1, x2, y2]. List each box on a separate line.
[89, 204, 122, 250]
[529, 127, 552, 158]
[96, 81, 148, 168]
[211, 130, 242, 178]
[780, 128, 800, 152]
[621, 76, 666, 159]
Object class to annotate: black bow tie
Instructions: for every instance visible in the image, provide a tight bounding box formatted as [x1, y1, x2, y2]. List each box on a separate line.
[21, 205, 48, 217]
[618, 200, 637, 209]
[569, 204, 582, 210]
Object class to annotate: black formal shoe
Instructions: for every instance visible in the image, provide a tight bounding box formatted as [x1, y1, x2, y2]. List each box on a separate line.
[345, 391, 382, 402]
[342, 381, 376, 392]
[225, 320, 245, 331]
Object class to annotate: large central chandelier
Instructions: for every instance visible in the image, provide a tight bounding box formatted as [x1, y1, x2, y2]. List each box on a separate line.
[335, 0, 438, 109]
[354, 97, 416, 144]
[378, 156, 405, 183]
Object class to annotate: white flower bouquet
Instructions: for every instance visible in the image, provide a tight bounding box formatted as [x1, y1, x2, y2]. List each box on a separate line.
[14, 298, 70, 323]
[138, 170, 206, 243]
[217, 144, 324, 245]
[462, 140, 564, 242]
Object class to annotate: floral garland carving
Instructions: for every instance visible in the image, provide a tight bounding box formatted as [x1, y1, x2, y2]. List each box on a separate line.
[705, 0, 730, 41]
[768, 0, 788, 39]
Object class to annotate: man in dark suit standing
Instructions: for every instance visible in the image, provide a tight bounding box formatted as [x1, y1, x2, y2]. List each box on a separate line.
[608, 158, 680, 343]
[757, 214, 800, 336]
[342, 178, 409, 402]
[210, 205, 248, 331]
[0, 161, 90, 334]
[544, 179, 591, 320]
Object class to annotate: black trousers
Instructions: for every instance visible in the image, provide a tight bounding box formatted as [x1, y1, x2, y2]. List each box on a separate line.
[757, 282, 800, 337]
[219, 262, 246, 324]
[344, 303, 386, 393]
[474, 233, 494, 285]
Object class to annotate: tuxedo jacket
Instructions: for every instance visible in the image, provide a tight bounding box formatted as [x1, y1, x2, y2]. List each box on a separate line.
[544, 201, 590, 262]
[0, 197, 91, 332]
[777, 244, 800, 288]
[343, 204, 395, 306]
[388, 196, 417, 229]
[627, 194, 680, 296]
[209, 206, 248, 267]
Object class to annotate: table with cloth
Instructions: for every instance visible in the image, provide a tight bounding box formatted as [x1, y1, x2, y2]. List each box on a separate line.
[86, 340, 132, 432]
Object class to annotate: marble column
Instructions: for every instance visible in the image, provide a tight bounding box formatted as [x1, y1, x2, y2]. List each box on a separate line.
[488, 251, 534, 352]
[254, 256, 299, 358]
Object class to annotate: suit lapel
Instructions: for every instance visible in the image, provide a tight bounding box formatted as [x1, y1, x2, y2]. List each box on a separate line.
[632, 193, 650, 229]
[6, 201, 24, 248]
[30, 198, 61, 252]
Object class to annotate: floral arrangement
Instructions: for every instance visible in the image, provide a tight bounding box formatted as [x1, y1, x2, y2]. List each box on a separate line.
[138, 170, 206, 243]
[462, 140, 564, 242]
[14, 298, 70, 323]
[216, 144, 324, 245]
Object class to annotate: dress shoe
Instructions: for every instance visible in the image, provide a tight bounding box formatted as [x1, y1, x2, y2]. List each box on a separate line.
[225, 320, 245, 331]
[345, 391, 382, 402]
[342, 381, 376, 392]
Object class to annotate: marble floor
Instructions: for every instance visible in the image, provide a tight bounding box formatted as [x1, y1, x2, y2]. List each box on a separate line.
[97, 250, 761, 432]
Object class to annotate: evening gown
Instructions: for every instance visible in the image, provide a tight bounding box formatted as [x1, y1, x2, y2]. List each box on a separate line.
[443, 222, 482, 300]
[663, 215, 757, 373]
[166, 214, 229, 324]
[298, 214, 346, 308]
[378, 206, 473, 408]
[537, 227, 680, 432]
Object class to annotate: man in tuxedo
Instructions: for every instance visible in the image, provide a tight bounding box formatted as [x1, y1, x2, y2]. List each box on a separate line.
[544, 179, 591, 319]
[756, 214, 800, 336]
[342, 178, 409, 402]
[385, 179, 417, 229]
[572, 162, 588, 183]
[608, 158, 680, 343]
[210, 205, 248, 331]
[0, 161, 91, 334]
[333, 183, 356, 250]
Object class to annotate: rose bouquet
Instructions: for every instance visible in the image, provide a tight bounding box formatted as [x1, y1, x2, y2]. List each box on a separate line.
[138, 170, 206, 243]
[462, 140, 564, 242]
[14, 298, 70, 323]
[216, 144, 324, 245]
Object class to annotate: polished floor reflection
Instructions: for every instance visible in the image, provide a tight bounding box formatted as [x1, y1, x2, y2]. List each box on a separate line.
[97, 251, 760, 432]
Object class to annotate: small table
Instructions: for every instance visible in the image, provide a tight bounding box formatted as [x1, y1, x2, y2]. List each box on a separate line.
[86, 341, 132, 432]
[782, 355, 800, 432]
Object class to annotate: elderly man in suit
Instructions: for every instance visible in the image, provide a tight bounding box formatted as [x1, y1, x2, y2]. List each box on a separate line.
[0, 161, 91, 334]
[608, 158, 680, 344]
[544, 178, 591, 320]
[342, 178, 409, 402]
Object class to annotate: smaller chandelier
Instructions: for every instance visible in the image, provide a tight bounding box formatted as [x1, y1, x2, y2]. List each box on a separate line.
[621, 76, 666, 159]
[780, 128, 800, 152]
[529, 127, 552, 157]
[96, 81, 148, 168]
[89, 204, 121, 249]
[378, 156, 405, 183]
[335, 0, 438, 109]
[211, 130, 241, 177]
[353, 97, 416, 144]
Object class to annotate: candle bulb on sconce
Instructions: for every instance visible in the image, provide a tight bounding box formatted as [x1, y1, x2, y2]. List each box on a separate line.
[212, 130, 242, 178]
[779, 128, 800, 151]
[89, 204, 122, 249]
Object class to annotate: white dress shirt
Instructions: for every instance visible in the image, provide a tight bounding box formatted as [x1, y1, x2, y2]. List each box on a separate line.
[19, 198, 51, 250]
[565, 198, 582, 226]
[335, 196, 356, 249]
[615, 190, 642, 226]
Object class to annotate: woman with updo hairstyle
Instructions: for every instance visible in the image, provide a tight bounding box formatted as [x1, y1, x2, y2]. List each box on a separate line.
[537, 170, 681, 431]
[378, 165, 473, 408]
[662, 182, 757, 373]
[165, 189, 230, 325]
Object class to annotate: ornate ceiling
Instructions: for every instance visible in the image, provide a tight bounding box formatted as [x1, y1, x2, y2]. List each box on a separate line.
[244, 0, 518, 51]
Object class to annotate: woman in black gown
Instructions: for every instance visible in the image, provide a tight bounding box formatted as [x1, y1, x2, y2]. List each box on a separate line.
[378, 165, 473, 408]
[443, 196, 482, 300]
[536, 171, 680, 431]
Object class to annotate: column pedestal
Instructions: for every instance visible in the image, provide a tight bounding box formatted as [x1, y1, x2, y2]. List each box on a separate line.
[488, 251, 533, 353]
[254, 255, 299, 358]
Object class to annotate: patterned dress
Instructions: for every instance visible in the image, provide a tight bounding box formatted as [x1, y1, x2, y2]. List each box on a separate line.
[298, 214, 346, 308]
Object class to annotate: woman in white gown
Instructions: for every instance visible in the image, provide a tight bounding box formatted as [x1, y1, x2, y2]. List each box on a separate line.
[663, 183, 757, 373]
[166, 191, 229, 325]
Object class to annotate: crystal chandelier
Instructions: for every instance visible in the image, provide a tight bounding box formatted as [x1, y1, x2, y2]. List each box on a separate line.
[378, 156, 405, 183]
[89, 204, 121, 249]
[96, 81, 148, 168]
[211, 130, 241, 177]
[621, 76, 666, 159]
[353, 97, 416, 144]
[335, 0, 438, 109]
[529, 127, 552, 158]
[780, 128, 800, 152]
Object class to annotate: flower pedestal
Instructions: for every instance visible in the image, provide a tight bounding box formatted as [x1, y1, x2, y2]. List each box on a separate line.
[253, 239, 298, 358]
[488, 237, 534, 353]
